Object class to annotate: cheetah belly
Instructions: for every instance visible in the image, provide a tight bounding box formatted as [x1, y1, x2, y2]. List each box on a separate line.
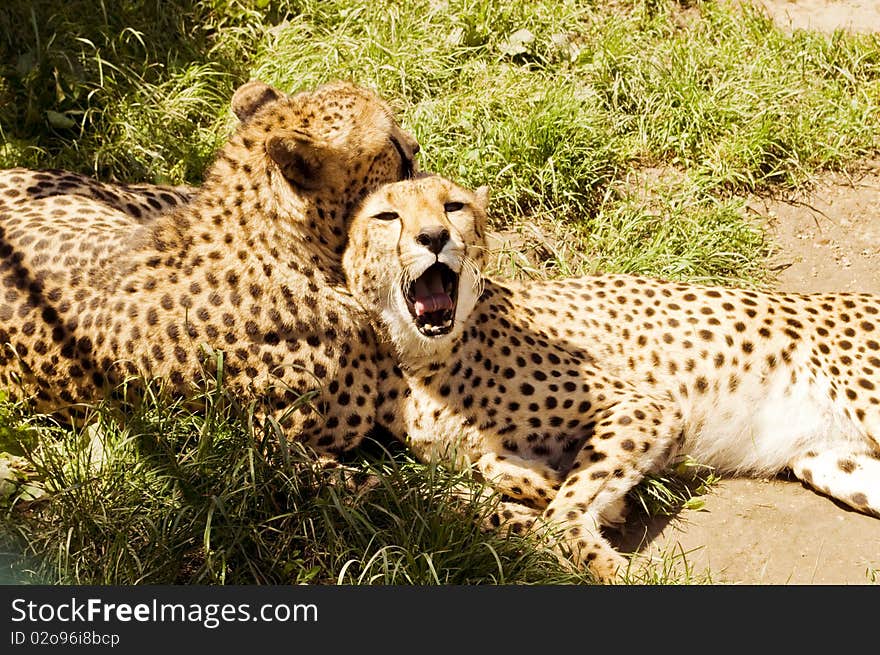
[681, 364, 864, 476]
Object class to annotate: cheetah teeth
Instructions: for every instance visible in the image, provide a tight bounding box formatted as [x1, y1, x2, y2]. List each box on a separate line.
[419, 319, 453, 336]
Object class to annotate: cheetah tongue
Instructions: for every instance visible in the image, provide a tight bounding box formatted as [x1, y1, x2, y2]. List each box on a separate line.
[413, 272, 453, 317]
[414, 294, 453, 316]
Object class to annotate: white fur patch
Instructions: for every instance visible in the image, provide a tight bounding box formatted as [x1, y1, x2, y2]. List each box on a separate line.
[683, 360, 865, 476]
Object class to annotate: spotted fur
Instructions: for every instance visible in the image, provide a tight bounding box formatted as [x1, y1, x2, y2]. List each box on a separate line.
[0, 79, 419, 456]
[0, 168, 193, 225]
[343, 175, 880, 582]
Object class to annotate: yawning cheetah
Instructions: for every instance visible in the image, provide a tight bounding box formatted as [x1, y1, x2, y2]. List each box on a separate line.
[342, 174, 880, 581]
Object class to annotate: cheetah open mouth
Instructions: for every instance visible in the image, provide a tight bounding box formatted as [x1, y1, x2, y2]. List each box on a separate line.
[404, 263, 459, 337]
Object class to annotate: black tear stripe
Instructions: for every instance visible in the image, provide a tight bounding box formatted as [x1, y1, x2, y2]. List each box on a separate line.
[390, 136, 413, 180]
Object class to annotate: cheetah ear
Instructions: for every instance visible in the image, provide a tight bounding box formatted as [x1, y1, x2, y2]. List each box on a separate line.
[474, 185, 490, 212]
[232, 80, 283, 122]
[266, 134, 326, 191]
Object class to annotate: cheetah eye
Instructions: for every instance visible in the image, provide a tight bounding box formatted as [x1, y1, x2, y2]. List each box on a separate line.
[444, 202, 464, 213]
[373, 211, 399, 221]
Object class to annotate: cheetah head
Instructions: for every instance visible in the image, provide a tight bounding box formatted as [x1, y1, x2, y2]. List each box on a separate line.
[217, 79, 421, 257]
[343, 175, 489, 365]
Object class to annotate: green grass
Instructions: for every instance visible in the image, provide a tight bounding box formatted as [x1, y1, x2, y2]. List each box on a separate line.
[0, 384, 602, 585]
[1, 0, 878, 585]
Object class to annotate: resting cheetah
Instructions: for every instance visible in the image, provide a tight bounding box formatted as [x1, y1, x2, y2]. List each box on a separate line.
[342, 174, 880, 582]
[0, 79, 419, 456]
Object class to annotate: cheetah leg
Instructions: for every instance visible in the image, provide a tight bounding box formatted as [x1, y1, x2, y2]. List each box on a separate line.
[789, 447, 880, 517]
[476, 452, 561, 508]
[487, 500, 542, 536]
[538, 398, 682, 583]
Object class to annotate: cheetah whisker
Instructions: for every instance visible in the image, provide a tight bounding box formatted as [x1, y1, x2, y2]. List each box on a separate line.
[461, 256, 484, 298]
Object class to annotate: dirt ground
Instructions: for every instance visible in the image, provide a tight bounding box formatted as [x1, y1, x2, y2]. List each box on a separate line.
[613, 1, 880, 585]
[750, 0, 880, 33]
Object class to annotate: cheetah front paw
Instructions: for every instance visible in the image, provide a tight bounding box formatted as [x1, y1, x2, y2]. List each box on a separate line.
[569, 539, 627, 584]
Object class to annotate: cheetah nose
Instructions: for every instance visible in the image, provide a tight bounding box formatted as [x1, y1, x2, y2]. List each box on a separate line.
[415, 226, 449, 255]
